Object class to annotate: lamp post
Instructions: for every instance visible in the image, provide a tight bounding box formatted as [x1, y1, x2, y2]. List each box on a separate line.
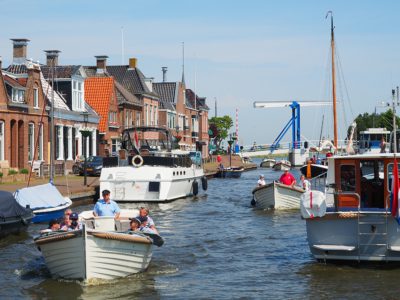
[227, 134, 234, 168]
[80, 112, 91, 186]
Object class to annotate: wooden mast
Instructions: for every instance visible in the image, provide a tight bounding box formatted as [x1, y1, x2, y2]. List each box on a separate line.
[327, 11, 338, 149]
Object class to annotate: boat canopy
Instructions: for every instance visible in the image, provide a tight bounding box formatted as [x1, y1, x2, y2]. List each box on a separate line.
[0, 190, 31, 218]
[14, 183, 69, 210]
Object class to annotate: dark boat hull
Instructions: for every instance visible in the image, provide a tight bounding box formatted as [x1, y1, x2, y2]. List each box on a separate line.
[0, 212, 34, 238]
[300, 164, 328, 178]
[215, 167, 244, 178]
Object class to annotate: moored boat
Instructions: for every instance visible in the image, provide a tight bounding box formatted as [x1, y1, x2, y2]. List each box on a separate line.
[14, 183, 72, 223]
[0, 191, 34, 238]
[100, 127, 207, 202]
[260, 158, 276, 168]
[301, 153, 400, 262]
[34, 209, 163, 280]
[272, 160, 291, 171]
[299, 163, 328, 178]
[215, 166, 244, 178]
[252, 181, 305, 209]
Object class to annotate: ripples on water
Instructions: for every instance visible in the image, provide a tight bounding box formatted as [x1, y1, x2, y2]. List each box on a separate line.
[2, 158, 400, 299]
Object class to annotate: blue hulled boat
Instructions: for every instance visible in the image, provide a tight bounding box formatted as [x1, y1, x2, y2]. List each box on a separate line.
[14, 183, 72, 223]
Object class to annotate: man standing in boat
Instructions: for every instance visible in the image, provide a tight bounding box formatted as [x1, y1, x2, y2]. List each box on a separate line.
[279, 170, 296, 187]
[93, 190, 121, 219]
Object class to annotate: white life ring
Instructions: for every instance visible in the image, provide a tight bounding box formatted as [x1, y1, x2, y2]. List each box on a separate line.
[132, 155, 144, 167]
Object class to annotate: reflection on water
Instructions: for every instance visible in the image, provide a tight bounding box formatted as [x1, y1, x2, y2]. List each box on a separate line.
[3, 159, 400, 298]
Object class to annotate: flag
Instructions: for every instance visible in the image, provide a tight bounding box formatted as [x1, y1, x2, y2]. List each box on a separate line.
[390, 157, 400, 223]
[134, 129, 139, 149]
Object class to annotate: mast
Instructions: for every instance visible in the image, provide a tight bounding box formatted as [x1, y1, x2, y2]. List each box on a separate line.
[327, 11, 338, 149]
[393, 89, 397, 153]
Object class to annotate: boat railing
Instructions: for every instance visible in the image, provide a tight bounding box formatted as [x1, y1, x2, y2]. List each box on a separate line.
[309, 172, 327, 192]
[103, 153, 194, 168]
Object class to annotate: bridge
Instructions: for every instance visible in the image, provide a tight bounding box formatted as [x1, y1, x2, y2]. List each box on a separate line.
[240, 140, 350, 158]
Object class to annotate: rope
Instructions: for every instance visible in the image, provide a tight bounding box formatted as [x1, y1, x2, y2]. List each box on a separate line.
[35, 231, 79, 245]
[89, 231, 152, 244]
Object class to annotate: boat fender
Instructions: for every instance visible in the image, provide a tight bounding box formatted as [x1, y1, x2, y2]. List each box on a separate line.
[21, 217, 28, 226]
[192, 180, 199, 196]
[201, 176, 208, 191]
[132, 155, 144, 167]
[250, 197, 256, 206]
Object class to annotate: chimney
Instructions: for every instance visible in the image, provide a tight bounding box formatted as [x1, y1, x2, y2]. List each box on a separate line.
[162, 67, 168, 82]
[11, 38, 30, 64]
[129, 58, 137, 69]
[95, 55, 108, 74]
[44, 50, 61, 66]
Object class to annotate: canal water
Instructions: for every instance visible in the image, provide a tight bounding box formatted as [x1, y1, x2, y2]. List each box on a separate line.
[2, 158, 400, 299]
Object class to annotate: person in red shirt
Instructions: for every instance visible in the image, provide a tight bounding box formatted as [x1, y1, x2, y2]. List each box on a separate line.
[279, 170, 296, 187]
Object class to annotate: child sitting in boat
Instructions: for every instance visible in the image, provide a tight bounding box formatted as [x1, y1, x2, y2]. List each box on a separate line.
[136, 207, 159, 234]
[129, 218, 141, 231]
[257, 174, 266, 187]
[41, 219, 61, 233]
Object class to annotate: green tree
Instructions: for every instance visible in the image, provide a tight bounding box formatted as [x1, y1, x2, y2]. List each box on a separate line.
[350, 109, 400, 137]
[209, 115, 233, 152]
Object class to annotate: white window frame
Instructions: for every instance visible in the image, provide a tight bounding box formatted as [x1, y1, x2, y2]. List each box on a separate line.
[57, 125, 64, 160]
[33, 88, 39, 108]
[0, 121, 4, 160]
[136, 112, 141, 126]
[72, 78, 84, 111]
[67, 126, 73, 160]
[28, 123, 35, 161]
[38, 123, 43, 160]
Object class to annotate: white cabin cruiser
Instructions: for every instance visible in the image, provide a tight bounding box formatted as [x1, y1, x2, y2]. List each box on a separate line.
[100, 127, 207, 202]
[301, 153, 400, 262]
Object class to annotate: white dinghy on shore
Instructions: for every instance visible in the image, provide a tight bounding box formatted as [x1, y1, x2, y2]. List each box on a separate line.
[34, 209, 163, 281]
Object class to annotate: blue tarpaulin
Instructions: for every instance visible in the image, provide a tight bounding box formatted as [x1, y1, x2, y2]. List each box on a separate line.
[14, 183, 69, 210]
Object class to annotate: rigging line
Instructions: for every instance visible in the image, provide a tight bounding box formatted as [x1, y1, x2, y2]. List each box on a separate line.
[27, 74, 51, 187]
[335, 41, 356, 120]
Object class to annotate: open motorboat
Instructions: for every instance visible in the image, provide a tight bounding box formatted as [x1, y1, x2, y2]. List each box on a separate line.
[252, 181, 305, 209]
[34, 209, 163, 280]
[0, 191, 34, 238]
[260, 158, 276, 168]
[301, 153, 400, 262]
[14, 183, 72, 223]
[100, 127, 207, 202]
[272, 160, 291, 171]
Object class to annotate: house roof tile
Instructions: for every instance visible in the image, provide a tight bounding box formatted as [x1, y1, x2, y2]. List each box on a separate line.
[84, 77, 115, 132]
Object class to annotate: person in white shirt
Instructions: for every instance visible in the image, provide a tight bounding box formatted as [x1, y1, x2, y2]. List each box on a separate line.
[300, 175, 311, 191]
[257, 174, 266, 187]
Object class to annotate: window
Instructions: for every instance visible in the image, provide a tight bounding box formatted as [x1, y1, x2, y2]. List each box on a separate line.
[28, 123, 35, 161]
[72, 79, 84, 111]
[0, 121, 4, 160]
[340, 165, 356, 192]
[136, 112, 141, 126]
[12, 88, 25, 103]
[38, 123, 43, 160]
[56, 125, 63, 160]
[111, 138, 120, 154]
[33, 88, 39, 108]
[145, 104, 149, 126]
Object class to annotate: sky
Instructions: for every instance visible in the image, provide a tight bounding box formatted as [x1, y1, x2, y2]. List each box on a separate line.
[2, 0, 400, 147]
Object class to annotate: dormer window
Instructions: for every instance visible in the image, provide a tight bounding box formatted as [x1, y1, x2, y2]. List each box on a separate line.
[72, 79, 84, 111]
[11, 88, 25, 103]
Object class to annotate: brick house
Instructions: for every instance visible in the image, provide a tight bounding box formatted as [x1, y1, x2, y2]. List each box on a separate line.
[84, 56, 143, 154]
[153, 77, 209, 157]
[105, 58, 160, 144]
[0, 39, 49, 170]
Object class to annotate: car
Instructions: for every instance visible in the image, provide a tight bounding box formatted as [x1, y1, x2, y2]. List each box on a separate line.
[72, 156, 103, 176]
